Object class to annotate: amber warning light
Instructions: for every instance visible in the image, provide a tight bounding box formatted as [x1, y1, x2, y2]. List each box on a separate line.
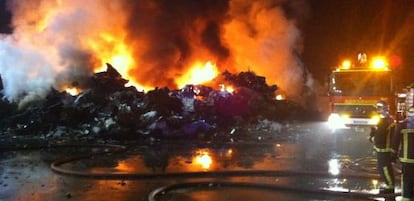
[336, 55, 389, 71]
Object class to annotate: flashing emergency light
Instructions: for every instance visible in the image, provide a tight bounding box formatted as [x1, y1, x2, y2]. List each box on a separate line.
[371, 57, 388, 69]
[336, 55, 389, 71]
[341, 60, 351, 69]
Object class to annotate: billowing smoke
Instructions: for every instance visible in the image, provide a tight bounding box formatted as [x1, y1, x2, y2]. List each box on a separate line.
[223, 0, 307, 101]
[123, 0, 231, 88]
[0, 0, 309, 103]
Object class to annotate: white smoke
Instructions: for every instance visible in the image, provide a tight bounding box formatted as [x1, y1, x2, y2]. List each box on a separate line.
[0, 0, 311, 105]
[0, 36, 55, 102]
[0, 0, 125, 103]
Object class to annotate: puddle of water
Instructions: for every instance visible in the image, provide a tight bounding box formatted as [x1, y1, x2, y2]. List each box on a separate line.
[0, 123, 396, 201]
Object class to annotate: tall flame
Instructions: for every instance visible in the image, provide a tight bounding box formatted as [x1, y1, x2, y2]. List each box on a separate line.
[86, 32, 147, 91]
[0, 0, 308, 103]
[89, 33, 134, 74]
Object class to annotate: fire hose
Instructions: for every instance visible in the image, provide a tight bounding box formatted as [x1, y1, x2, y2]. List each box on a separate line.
[1, 140, 400, 201]
[49, 144, 399, 200]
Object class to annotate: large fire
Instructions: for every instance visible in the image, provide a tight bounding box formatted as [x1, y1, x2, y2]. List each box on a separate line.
[86, 32, 149, 91]
[85, 30, 221, 91]
[0, 0, 308, 103]
[176, 61, 219, 88]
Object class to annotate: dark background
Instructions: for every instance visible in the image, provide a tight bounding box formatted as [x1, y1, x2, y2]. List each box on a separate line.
[1, 0, 413, 87]
[303, 0, 414, 87]
[0, 0, 11, 34]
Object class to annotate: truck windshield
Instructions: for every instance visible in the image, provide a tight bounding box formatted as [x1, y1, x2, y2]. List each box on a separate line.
[329, 71, 392, 96]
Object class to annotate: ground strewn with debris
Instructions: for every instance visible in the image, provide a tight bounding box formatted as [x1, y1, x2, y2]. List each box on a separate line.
[0, 64, 319, 145]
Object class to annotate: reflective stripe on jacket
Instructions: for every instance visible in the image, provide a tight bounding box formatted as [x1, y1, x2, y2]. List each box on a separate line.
[392, 120, 414, 164]
[371, 117, 394, 153]
[399, 128, 414, 163]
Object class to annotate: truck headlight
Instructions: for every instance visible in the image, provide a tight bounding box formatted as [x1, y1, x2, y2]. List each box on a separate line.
[327, 113, 348, 129]
[369, 115, 380, 125]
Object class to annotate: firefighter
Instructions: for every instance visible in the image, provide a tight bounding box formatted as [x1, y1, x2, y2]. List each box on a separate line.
[392, 106, 414, 200]
[369, 100, 395, 195]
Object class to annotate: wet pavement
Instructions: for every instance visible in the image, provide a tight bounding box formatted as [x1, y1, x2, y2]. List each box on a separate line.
[0, 122, 402, 201]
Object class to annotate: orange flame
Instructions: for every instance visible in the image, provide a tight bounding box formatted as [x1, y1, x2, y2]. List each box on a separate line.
[219, 84, 235, 93]
[1, 1, 306, 103]
[275, 94, 284, 100]
[176, 61, 219, 89]
[85, 32, 152, 91]
[65, 87, 81, 96]
[194, 151, 213, 170]
[90, 33, 134, 74]
[85, 32, 223, 92]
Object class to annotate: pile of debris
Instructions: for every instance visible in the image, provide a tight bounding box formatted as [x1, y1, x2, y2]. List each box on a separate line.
[0, 64, 310, 142]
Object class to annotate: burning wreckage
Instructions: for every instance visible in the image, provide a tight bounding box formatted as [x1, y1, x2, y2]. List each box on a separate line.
[0, 64, 310, 143]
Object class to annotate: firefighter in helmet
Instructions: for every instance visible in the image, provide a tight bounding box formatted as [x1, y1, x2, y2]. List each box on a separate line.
[392, 106, 414, 200]
[369, 100, 396, 195]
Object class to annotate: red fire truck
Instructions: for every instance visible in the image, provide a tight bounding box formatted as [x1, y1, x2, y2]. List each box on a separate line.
[327, 53, 395, 129]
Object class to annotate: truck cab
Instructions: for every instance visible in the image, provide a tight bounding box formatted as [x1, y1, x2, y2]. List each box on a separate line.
[327, 54, 394, 129]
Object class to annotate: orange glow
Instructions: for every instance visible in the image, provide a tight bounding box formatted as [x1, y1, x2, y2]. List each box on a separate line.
[124, 80, 148, 92]
[219, 84, 235, 93]
[115, 160, 135, 172]
[64, 87, 81, 96]
[194, 151, 213, 170]
[86, 32, 144, 89]
[275, 94, 284, 100]
[89, 33, 134, 74]
[85, 32, 158, 92]
[177, 61, 219, 88]
[371, 56, 388, 69]
[226, 149, 233, 157]
[1, 1, 310, 103]
[341, 60, 351, 69]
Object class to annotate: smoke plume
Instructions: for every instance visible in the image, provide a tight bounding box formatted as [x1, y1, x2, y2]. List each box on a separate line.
[0, 0, 309, 103]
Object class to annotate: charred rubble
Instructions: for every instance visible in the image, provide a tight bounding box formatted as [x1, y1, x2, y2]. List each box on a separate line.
[0, 64, 312, 143]
[0, 75, 17, 121]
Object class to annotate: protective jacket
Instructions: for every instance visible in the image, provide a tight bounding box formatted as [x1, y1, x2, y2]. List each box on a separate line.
[392, 120, 414, 163]
[370, 115, 394, 153]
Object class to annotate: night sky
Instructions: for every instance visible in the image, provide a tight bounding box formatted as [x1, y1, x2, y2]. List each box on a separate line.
[1, 0, 414, 86]
[303, 0, 414, 86]
[0, 0, 11, 34]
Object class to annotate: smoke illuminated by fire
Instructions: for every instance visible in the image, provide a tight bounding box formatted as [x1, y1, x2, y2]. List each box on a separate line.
[0, 0, 309, 103]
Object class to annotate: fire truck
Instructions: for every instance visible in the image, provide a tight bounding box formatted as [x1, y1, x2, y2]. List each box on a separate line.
[327, 53, 395, 129]
[396, 84, 414, 122]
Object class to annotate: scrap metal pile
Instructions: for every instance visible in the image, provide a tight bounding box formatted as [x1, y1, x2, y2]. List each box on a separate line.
[0, 64, 309, 142]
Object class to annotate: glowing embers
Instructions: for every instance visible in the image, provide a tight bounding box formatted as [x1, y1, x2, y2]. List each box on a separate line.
[219, 84, 234, 93]
[194, 150, 213, 170]
[64, 86, 82, 96]
[275, 90, 286, 100]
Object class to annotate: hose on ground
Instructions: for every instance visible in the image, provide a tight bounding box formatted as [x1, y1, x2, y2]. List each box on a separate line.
[147, 181, 397, 201]
[1, 141, 401, 201]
